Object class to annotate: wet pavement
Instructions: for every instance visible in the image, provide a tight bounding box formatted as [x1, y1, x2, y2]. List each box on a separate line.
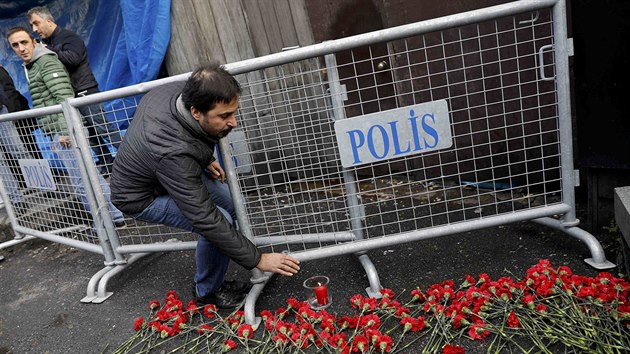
[0, 201, 624, 353]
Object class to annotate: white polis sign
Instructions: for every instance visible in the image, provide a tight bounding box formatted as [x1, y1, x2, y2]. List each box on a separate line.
[334, 100, 453, 167]
[18, 159, 57, 191]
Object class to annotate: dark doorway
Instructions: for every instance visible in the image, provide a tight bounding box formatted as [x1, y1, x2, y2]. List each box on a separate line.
[330, 0, 397, 119]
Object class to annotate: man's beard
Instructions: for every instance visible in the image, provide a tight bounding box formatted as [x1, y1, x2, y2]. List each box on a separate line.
[217, 127, 233, 138]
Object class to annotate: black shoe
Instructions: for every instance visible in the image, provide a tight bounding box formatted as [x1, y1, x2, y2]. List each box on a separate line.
[114, 220, 127, 228]
[222, 280, 253, 293]
[191, 280, 252, 298]
[195, 286, 247, 310]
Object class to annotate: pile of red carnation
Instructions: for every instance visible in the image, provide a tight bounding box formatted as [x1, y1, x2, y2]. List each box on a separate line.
[113, 260, 630, 353]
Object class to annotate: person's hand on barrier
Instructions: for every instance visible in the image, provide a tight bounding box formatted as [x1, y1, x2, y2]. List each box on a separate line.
[59, 135, 72, 147]
[257, 253, 300, 276]
[206, 160, 225, 183]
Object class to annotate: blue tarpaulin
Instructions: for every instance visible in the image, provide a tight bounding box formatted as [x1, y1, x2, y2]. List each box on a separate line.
[1, 0, 170, 103]
[1, 0, 170, 166]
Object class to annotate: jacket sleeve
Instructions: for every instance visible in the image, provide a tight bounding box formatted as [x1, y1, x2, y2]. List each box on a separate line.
[155, 152, 262, 269]
[48, 34, 85, 68]
[40, 56, 75, 134]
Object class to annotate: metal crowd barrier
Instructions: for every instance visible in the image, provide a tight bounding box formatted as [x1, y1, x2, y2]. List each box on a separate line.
[0, 0, 614, 326]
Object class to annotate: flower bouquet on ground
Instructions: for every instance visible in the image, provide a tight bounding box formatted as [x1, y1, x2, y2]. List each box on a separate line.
[111, 260, 629, 353]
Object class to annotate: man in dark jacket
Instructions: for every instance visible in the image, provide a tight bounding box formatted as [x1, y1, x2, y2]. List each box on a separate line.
[0, 84, 29, 208]
[27, 6, 122, 174]
[111, 63, 300, 309]
[0, 65, 42, 160]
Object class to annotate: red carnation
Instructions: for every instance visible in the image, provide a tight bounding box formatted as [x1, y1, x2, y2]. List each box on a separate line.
[507, 311, 520, 328]
[380, 288, 395, 298]
[186, 300, 199, 313]
[223, 339, 237, 352]
[410, 287, 425, 300]
[350, 294, 364, 308]
[376, 334, 393, 353]
[352, 334, 369, 353]
[338, 315, 358, 329]
[443, 344, 465, 354]
[237, 324, 254, 339]
[400, 317, 425, 332]
[260, 310, 274, 322]
[159, 324, 174, 338]
[133, 316, 145, 331]
[197, 323, 213, 334]
[203, 304, 217, 318]
[328, 333, 347, 348]
[148, 300, 160, 310]
[468, 322, 490, 340]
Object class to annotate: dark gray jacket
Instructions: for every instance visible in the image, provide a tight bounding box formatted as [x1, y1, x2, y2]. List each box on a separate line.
[0, 66, 29, 112]
[110, 81, 261, 269]
[43, 26, 98, 93]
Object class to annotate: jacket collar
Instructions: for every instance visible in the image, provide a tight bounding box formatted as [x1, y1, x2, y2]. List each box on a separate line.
[43, 26, 62, 46]
[23, 44, 56, 73]
[175, 94, 218, 145]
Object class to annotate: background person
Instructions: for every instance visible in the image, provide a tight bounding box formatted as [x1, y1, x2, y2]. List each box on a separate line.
[0, 64, 43, 160]
[0, 85, 29, 212]
[6, 26, 124, 230]
[111, 63, 300, 309]
[27, 6, 123, 174]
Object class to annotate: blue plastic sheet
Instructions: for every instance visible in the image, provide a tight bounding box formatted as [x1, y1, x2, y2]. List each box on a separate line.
[1, 0, 170, 167]
[1, 0, 170, 103]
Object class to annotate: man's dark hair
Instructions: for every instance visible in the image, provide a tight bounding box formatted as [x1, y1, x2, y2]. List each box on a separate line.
[182, 62, 242, 114]
[6, 26, 33, 41]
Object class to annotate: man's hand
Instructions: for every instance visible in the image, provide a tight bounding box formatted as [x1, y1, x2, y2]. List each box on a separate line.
[257, 253, 300, 276]
[59, 135, 72, 147]
[206, 160, 225, 183]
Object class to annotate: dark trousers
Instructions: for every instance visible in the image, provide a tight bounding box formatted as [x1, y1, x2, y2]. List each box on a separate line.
[77, 87, 123, 173]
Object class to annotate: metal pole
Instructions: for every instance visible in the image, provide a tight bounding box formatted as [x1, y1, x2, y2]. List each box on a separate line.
[61, 101, 120, 264]
[325, 53, 383, 297]
[552, 0, 579, 225]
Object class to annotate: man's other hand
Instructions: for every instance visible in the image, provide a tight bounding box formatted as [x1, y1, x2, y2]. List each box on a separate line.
[59, 135, 72, 147]
[257, 253, 300, 276]
[206, 160, 225, 183]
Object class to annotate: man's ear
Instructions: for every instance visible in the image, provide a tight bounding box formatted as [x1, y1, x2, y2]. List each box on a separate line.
[190, 106, 201, 121]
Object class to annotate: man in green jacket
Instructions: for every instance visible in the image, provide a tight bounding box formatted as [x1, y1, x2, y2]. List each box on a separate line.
[6, 26, 124, 231]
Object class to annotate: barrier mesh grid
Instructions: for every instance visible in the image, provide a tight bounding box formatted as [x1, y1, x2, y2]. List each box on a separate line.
[1, 7, 565, 257]
[1, 112, 102, 244]
[231, 9, 561, 254]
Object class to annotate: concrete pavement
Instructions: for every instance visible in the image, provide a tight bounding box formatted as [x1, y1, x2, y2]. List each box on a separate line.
[1, 205, 624, 353]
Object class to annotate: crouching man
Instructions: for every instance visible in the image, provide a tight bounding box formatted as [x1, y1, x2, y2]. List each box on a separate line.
[110, 63, 300, 309]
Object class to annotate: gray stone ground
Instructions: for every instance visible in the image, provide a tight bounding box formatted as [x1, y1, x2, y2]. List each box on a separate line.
[0, 200, 626, 354]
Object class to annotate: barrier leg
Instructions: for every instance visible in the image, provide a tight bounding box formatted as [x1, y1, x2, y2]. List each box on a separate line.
[81, 265, 115, 303]
[532, 217, 615, 269]
[244, 269, 270, 329]
[0, 235, 36, 250]
[90, 252, 150, 303]
[355, 252, 383, 298]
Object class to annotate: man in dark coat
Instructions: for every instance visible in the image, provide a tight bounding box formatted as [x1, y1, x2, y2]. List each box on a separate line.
[0, 65, 42, 160]
[0, 78, 29, 209]
[111, 63, 300, 309]
[27, 6, 123, 174]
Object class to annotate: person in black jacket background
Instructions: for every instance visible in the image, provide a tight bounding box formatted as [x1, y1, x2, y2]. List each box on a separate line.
[111, 63, 300, 309]
[0, 65, 42, 161]
[0, 82, 30, 209]
[27, 6, 123, 174]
